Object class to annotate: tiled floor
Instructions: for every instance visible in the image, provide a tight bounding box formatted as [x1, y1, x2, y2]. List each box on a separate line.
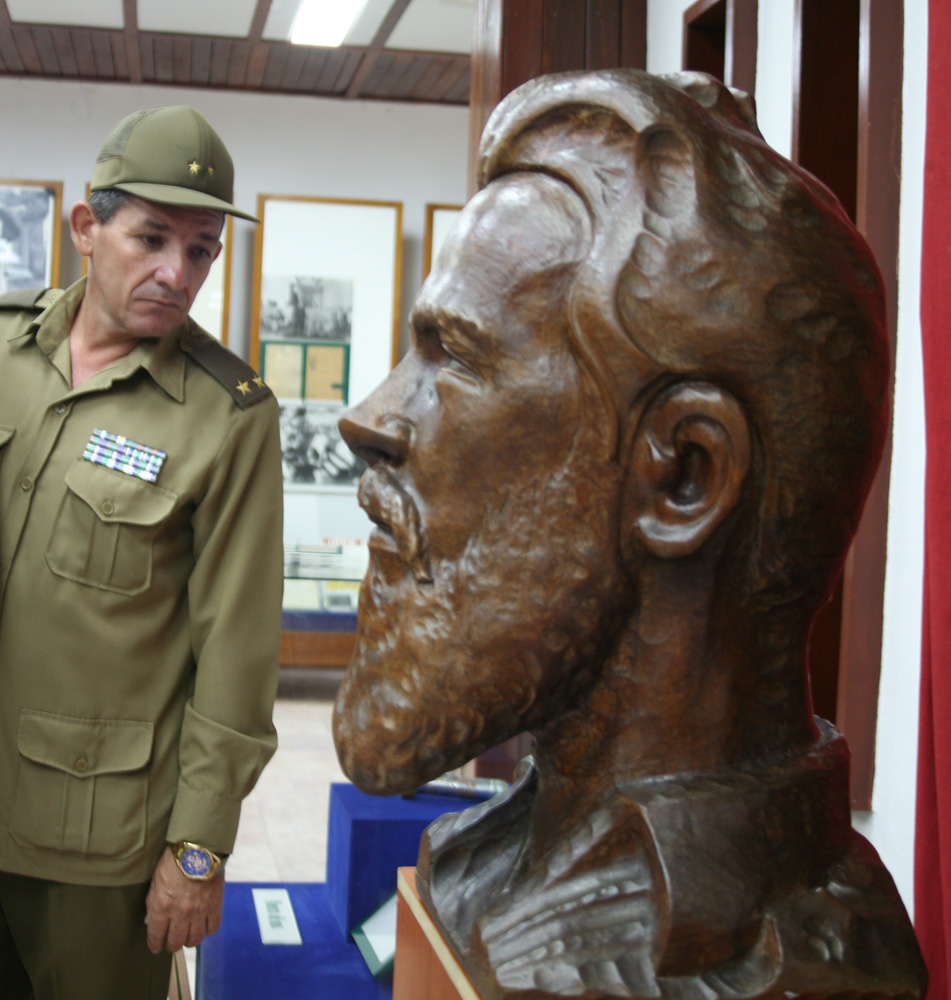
[227, 667, 349, 883]
[182, 667, 348, 995]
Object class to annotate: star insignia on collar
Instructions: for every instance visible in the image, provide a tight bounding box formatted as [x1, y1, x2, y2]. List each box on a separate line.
[188, 161, 201, 175]
[236, 380, 251, 396]
[208, 165, 215, 177]
[252, 376, 265, 388]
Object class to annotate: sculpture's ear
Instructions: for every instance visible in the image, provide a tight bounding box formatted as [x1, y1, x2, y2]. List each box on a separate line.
[622, 381, 751, 559]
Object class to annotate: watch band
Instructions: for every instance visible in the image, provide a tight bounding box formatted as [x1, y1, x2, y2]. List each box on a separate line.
[170, 841, 224, 880]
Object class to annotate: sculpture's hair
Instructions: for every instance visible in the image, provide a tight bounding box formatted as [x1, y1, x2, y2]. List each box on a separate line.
[477, 69, 889, 609]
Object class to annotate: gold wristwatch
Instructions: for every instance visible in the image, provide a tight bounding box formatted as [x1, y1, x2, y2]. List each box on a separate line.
[170, 841, 225, 880]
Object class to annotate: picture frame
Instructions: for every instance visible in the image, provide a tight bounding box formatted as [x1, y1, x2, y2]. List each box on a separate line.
[252, 195, 403, 663]
[0, 179, 62, 292]
[251, 194, 403, 406]
[423, 202, 463, 278]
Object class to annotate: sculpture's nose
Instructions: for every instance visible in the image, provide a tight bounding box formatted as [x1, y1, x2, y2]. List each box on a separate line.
[338, 401, 410, 467]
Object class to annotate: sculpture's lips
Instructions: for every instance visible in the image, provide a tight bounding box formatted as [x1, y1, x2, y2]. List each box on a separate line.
[358, 469, 432, 583]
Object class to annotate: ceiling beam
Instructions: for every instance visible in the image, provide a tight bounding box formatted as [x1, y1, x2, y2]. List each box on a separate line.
[122, 0, 141, 82]
[369, 0, 415, 47]
[345, 0, 413, 98]
[249, 0, 273, 42]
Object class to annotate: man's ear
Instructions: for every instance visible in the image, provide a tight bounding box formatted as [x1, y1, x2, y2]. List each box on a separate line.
[69, 201, 96, 257]
[622, 380, 751, 559]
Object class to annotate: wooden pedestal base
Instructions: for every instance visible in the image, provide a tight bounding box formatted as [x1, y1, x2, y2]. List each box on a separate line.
[394, 867, 481, 1000]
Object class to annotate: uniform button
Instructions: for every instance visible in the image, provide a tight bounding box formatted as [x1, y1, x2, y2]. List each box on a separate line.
[75, 758, 88, 772]
[101, 501, 115, 516]
[54, 403, 67, 415]
[19, 477, 32, 491]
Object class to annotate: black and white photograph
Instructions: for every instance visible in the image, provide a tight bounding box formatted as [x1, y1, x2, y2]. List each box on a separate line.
[0, 180, 61, 293]
[251, 195, 402, 405]
[260, 274, 353, 342]
[278, 400, 366, 488]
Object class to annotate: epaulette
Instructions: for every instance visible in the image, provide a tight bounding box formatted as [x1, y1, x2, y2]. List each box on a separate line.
[0, 287, 62, 311]
[184, 334, 272, 410]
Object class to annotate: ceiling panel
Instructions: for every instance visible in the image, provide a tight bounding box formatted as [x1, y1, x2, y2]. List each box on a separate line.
[0, 0, 471, 106]
[385, 0, 472, 54]
[6, 0, 123, 29]
[138, 0, 258, 38]
[261, 0, 300, 42]
[263, 0, 393, 48]
[342, 0, 394, 48]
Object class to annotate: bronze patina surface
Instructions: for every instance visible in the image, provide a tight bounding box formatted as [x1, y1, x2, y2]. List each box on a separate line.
[333, 69, 926, 999]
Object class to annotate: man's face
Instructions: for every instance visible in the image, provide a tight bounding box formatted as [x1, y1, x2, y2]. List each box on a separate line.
[333, 175, 632, 794]
[82, 196, 222, 341]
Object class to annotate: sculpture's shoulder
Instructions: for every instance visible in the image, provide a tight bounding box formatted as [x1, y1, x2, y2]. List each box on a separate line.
[769, 830, 928, 998]
[416, 749, 926, 1000]
[418, 760, 535, 921]
[417, 762, 663, 998]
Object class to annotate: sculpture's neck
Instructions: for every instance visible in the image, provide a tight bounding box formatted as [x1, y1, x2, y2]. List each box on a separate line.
[526, 562, 820, 868]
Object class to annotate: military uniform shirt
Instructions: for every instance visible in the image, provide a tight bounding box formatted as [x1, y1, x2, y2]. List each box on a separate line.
[0, 278, 284, 885]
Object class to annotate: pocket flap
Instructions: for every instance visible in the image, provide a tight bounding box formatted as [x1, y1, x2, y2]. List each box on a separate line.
[0, 424, 14, 448]
[18, 709, 154, 778]
[65, 460, 177, 526]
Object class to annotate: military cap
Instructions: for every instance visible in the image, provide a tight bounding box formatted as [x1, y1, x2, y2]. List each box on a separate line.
[91, 106, 257, 222]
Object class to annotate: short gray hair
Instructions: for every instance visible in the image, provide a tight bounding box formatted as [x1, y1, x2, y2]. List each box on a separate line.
[87, 188, 133, 224]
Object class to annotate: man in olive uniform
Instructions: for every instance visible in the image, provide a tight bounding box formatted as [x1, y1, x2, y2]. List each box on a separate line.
[0, 107, 283, 999]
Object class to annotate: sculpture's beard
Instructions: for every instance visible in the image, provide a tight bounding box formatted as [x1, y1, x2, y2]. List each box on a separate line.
[332, 457, 627, 795]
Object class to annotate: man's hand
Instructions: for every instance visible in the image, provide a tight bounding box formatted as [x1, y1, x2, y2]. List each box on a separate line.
[145, 846, 225, 953]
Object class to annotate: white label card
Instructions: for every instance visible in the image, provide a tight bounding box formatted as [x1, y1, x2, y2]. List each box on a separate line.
[252, 888, 303, 945]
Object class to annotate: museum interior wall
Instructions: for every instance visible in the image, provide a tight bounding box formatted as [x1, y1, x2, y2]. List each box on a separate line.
[0, 0, 928, 919]
[0, 74, 470, 361]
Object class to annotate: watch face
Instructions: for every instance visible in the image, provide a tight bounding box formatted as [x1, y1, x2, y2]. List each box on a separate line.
[180, 846, 213, 878]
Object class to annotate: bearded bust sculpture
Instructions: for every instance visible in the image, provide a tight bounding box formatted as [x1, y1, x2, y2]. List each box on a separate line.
[332, 69, 927, 1000]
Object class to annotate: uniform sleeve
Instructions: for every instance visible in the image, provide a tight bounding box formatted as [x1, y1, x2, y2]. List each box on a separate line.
[165, 394, 284, 853]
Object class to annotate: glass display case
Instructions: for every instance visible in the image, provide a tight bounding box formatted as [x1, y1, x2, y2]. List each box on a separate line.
[281, 542, 366, 668]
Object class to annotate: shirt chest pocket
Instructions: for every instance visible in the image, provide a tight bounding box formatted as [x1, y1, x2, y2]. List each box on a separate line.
[12, 709, 154, 858]
[46, 460, 178, 596]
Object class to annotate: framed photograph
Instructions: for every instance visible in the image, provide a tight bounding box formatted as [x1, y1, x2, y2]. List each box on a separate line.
[251, 195, 402, 406]
[255, 195, 401, 657]
[423, 203, 463, 278]
[0, 180, 62, 292]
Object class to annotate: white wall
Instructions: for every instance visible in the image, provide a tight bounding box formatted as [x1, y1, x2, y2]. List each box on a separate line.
[648, 0, 794, 157]
[646, 0, 928, 911]
[0, 77, 470, 360]
[851, 0, 929, 912]
[753, 0, 796, 157]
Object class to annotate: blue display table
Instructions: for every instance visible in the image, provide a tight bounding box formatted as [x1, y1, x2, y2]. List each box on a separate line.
[196, 784, 477, 999]
[327, 783, 474, 936]
[196, 882, 391, 999]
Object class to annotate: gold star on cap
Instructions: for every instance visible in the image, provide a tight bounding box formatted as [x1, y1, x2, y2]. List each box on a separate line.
[208, 165, 215, 177]
[188, 161, 201, 175]
[252, 376, 265, 388]
[235, 380, 251, 396]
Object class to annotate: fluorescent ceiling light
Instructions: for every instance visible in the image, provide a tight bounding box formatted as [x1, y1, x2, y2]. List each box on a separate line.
[290, 0, 370, 46]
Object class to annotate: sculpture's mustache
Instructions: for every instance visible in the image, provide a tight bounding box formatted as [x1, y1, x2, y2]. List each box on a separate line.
[358, 468, 432, 583]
